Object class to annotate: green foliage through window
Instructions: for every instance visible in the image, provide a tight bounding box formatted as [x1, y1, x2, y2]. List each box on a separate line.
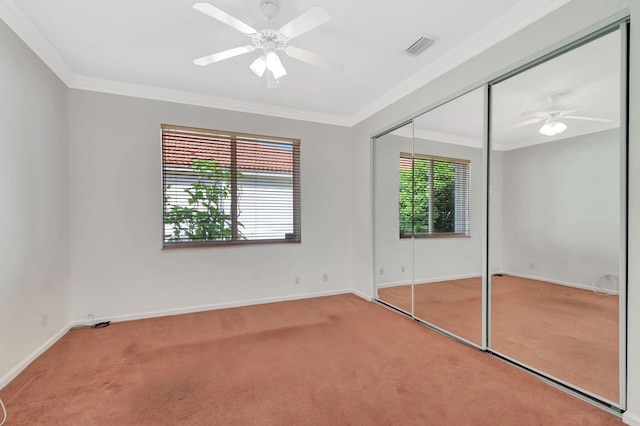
[164, 158, 244, 242]
[399, 154, 469, 237]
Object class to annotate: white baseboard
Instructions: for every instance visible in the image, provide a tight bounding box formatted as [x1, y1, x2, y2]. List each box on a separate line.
[0, 323, 73, 389]
[502, 271, 619, 295]
[377, 271, 619, 295]
[623, 410, 640, 426]
[351, 289, 373, 301]
[85, 288, 355, 324]
[0, 288, 359, 390]
[377, 273, 482, 289]
[376, 280, 411, 289]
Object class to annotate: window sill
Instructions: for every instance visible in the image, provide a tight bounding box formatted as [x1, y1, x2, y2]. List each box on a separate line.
[400, 233, 470, 239]
[162, 238, 301, 249]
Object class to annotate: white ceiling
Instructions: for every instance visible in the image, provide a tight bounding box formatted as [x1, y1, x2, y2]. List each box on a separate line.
[0, 0, 570, 126]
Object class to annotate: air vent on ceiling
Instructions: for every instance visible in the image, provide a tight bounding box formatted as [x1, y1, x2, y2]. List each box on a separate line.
[405, 35, 436, 56]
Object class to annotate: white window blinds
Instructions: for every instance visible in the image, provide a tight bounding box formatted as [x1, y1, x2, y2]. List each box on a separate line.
[162, 125, 301, 247]
[399, 153, 470, 237]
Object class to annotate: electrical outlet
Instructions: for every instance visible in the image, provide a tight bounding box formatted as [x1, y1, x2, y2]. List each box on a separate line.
[401, 265, 406, 273]
[379, 267, 384, 275]
[530, 262, 535, 269]
[42, 312, 47, 327]
[322, 273, 328, 282]
[294, 276, 300, 285]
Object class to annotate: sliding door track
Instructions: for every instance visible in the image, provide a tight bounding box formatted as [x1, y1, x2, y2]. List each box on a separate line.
[487, 350, 624, 417]
[374, 298, 483, 351]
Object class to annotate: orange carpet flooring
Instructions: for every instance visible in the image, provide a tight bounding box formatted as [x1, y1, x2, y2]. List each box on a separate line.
[378, 275, 619, 402]
[0, 294, 622, 425]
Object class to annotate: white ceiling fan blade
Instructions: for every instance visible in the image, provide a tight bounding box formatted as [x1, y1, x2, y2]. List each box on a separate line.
[285, 46, 344, 72]
[278, 6, 331, 40]
[563, 115, 613, 122]
[555, 108, 578, 115]
[193, 46, 254, 66]
[250, 56, 267, 77]
[265, 71, 280, 89]
[506, 117, 543, 130]
[518, 110, 547, 118]
[193, 3, 257, 35]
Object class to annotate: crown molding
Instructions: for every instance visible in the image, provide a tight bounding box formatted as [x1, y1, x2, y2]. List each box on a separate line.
[391, 126, 483, 149]
[69, 75, 352, 127]
[1, 0, 569, 128]
[415, 129, 481, 149]
[345, 0, 571, 126]
[0, 0, 75, 85]
[0, 0, 349, 126]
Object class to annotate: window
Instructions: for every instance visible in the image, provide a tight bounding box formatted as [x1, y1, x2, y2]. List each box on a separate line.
[399, 153, 470, 238]
[162, 124, 301, 247]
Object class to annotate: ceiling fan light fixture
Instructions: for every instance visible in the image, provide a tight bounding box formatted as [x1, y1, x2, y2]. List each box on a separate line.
[265, 50, 280, 69]
[272, 64, 287, 79]
[250, 55, 267, 77]
[266, 50, 287, 79]
[539, 120, 567, 136]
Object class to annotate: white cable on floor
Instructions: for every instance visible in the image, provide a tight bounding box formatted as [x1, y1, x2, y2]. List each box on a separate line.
[593, 274, 618, 296]
[0, 397, 6, 426]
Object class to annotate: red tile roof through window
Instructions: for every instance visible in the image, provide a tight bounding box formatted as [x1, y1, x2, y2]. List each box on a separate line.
[163, 134, 294, 173]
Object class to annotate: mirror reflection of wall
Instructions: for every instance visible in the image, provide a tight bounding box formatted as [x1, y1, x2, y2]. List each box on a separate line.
[489, 29, 622, 404]
[374, 121, 414, 314]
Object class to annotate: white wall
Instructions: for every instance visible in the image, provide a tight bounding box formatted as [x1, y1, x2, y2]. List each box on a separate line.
[68, 90, 353, 319]
[0, 19, 71, 381]
[500, 130, 620, 289]
[373, 134, 483, 287]
[350, 0, 639, 421]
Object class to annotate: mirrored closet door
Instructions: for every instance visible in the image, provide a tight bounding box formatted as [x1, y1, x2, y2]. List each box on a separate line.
[374, 121, 415, 315]
[373, 19, 627, 410]
[489, 27, 625, 406]
[411, 88, 485, 346]
[373, 88, 485, 347]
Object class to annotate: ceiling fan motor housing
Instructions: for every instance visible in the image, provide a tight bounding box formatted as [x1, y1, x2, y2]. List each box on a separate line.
[251, 30, 289, 51]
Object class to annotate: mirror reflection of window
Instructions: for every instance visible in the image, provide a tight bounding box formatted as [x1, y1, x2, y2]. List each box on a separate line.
[399, 153, 470, 238]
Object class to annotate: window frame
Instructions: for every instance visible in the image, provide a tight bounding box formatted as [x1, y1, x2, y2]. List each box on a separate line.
[161, 124, 301, 248]
[399, 152, 470, 239]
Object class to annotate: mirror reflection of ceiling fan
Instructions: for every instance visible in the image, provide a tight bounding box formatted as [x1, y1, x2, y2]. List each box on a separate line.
[192, 2, 345, 89]
[509, 95, 613, 136]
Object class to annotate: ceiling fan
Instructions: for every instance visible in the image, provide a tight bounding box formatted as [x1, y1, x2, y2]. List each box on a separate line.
[192, 2, 344, 89]
[509, 95, 613, 136]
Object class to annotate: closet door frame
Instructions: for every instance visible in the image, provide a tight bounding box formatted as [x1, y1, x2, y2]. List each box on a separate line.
[370, 14, 629, 413]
